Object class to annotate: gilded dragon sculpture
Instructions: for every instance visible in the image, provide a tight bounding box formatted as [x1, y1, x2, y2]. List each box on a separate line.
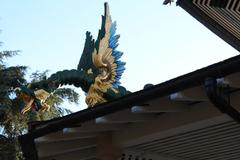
[16, 3, 130, 114]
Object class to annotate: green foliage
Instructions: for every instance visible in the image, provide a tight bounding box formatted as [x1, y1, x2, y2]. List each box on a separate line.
[0, 45, 80, 159]
[30, 70, 48, 82]
[0, 50, 26, 159]
[53, 88, 79, 104]
[0, 50, 27, 136]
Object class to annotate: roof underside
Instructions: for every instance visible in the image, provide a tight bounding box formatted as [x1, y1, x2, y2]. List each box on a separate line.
[177, 0, 240, 51]
[34, 71, 240, 160]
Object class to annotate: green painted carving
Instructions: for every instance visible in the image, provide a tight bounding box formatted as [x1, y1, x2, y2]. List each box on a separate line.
[16, 2, 131, 114]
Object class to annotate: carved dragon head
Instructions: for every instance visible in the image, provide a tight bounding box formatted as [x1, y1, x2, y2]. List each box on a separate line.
[15, 86, 50, 114]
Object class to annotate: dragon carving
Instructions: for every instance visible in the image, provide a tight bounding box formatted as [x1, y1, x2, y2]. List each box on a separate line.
[16, 3, 130, 114]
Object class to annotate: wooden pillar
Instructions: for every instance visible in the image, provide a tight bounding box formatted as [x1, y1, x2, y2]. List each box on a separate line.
[96, 131, 121, 160]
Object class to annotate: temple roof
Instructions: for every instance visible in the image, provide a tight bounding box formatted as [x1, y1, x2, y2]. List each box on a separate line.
[177, 0, 240, 51]
[19, 55, 240, 160]
[19, 1, 240, 159]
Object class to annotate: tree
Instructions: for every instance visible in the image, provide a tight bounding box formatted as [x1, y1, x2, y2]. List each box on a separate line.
[0, 46, 80, 159]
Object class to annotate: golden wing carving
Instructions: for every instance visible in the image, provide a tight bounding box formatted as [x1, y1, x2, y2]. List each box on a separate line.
[86, 3, 125, 107]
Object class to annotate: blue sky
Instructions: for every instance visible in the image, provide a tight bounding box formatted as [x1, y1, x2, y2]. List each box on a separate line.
[1, 0, 239, 110]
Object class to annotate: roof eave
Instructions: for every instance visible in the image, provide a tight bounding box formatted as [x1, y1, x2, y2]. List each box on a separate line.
[177, 0, 240, 52]
[19, 54, 240, 159]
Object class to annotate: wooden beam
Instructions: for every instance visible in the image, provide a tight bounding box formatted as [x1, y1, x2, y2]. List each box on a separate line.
[35, 131, 97, 143]
[39, 147, 96, 160]
[95, 110, 155, 124]
[66, 123, 126, 133]
[113, 101, 230, 147]
[170, 86, 208, 101]
[37, 137, 96, 158]
[132, 97, 190, 113]
[96, 132, 121, 160]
